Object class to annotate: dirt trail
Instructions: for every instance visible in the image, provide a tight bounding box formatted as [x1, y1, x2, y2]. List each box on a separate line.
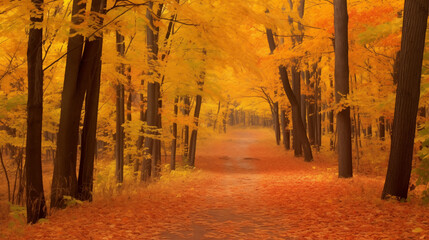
[3, 128, 429, 239]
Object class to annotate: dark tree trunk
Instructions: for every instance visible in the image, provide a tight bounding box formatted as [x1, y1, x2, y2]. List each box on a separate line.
[26, 0, 47, 222]
[273, 102, 281, 145]
[334, 0, 353, 178]
[292, 67, 303, 156]
[280, 109, 290, 150]
[265, 28, 312, 161]
[307, 70, 316, 145]
[126, 70, 132, 165]
[183, 96, 191, 162]
[171, 97, 179, 170]
[142, 2, 161, 181]
[51, 0, 86, 208]
[189, 93, 203, 167]
[115, 32, 125, 183]
[77, 0, 106, 201]
[379, 116, 385, 141]
[382, 0, 428, 200]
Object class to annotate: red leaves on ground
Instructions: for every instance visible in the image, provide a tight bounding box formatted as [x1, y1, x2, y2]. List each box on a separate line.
[3, 128, 429, 239]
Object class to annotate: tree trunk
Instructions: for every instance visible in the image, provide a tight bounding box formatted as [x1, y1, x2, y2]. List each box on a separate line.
[265, 27, 312, 161]
[334, 0, 353, 178]
[379, 116, 385, 141]
[171, 97, 179, 170]
[280, 109, 290, 150]
[142, 2, 161, 181]
[382, 0, 428, 200]
[183, 96, 191, 162]
[26, 0, 47, 222]
[76, 0, 106, 201]
[115, 32, 125, 183]
[273, 102, 281, 145]
[292, 66, 303, 156]
[189, 92, 203, 167]
[51, 0, 86, 209]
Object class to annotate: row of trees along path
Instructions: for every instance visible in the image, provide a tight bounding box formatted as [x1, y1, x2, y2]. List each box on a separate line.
[4, 128, 429, 239]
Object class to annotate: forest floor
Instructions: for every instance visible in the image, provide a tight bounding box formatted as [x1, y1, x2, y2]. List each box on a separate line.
[2, 128, 429, 239]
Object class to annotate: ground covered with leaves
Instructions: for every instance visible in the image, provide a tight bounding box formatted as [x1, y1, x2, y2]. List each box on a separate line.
[2, 128, 429, 239]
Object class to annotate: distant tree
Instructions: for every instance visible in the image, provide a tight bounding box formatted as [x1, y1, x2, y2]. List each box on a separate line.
[382, 0, 428, 200]
[26, 0, 47, 223]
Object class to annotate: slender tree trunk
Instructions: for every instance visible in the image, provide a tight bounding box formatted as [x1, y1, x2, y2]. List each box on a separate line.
[280, 109, 290, 150]
[26, 0, 47, 222]
[213, 101, 221, 131]
[183, 96, 190, 162]
[334, 0, 353, 178]
[142, 2, 161, 181]
[189, 93, 203, 167]
[379, 116, 385, 141]
[171, 97, 179, 170]
[51, 0, 86, 208]
[126, 70, 132, 165]
[292, 67, 303, 156]
[382, 0, 428, 200]
[273, 102, 281, 145]
[115, 32, 125, 183]
[76, 0, 106, 201]
[266, 27, 312, 161]
[0, 149, 10, 202]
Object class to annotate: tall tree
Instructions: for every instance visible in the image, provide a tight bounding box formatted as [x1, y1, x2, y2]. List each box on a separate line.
[382, 0, 428, 200]
[334, 0, 352, 178]
[115, 32, 125, 183]
[142, 2, 162, 181]
[51, 0, 86, 208]
[266, 27, 313, 162]
[26, 0, 47, 223]
[189, 79, 205, 167]
[76, 0, 107, 201]
[171, 97, 179, 170]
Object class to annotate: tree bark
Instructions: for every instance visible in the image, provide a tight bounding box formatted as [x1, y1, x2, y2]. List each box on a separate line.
[171, 97, 179, 170]
[51, 0, 86, 208]
[334, 0, 353, 178]
[292, 66, 303, 156]
[273, 102, 281, 145]
[280, 109, 290, 150]
[142, 2, 161, 181]
[76, 0, 106, 201]
[382, 0, 428, 200]
[26, 0, 47, 222]
[182, 96, 191, 162]
[115, 32, 125, 183]
[265, 27, 313, 162]
[189, 92, 203, 167]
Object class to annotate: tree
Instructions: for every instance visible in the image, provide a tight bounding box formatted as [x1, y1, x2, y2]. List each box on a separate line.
[25, 0, 47, 223]
[382, 0, 428, 200]
[142, 2, 162, 181]
[51, 0, 86, 208]
[334, 0, 352, 178]
[266, 27, 313, 162]
[116, 32, 126, 183]
[76, 0, 106, 201]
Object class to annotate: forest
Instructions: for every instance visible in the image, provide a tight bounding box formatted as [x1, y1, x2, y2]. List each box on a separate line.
[0, 0, 428, 238]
